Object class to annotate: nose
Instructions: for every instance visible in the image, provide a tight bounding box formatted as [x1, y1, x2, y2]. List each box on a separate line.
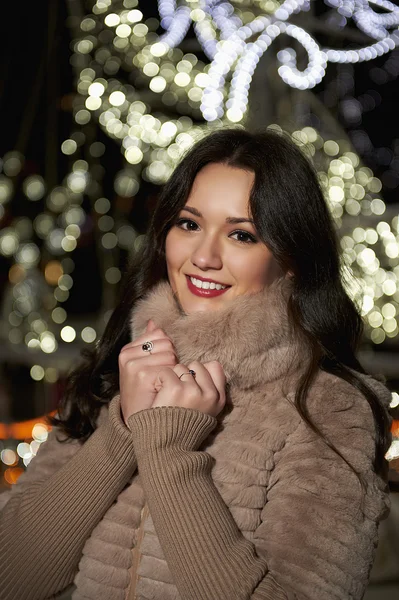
[190, 234, 223, 271]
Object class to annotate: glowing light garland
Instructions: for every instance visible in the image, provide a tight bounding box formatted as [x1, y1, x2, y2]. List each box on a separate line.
[82, 0, 399, 125]
[158, 2, 192, 48]
[326, 0, 399, 39]
[195, 0, 399, 121]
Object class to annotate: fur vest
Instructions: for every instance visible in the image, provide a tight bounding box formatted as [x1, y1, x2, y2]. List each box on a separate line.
[69, 277, 391, 600]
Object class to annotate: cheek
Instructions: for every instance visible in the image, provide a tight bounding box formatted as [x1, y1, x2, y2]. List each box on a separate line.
[165, 231, 184, 273]
[232, 249, 277, 286]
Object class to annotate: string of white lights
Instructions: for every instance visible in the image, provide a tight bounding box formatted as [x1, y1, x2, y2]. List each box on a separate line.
[157, 0, 175, 28]
[274, 0, 311, 21]
[371, 0, 399, 12]
[211, 1, 242, 39]
[325, 0, 399, 37]
[325, 35, 397, 62]
[200, 16, 271, 121]
[198, 0, 399, 120]
[354, 0, 399, 39]
[225, 27, 279, 123]
[276, 23, 328, 88]
[193, 1, 242, 60]
[224, 22, 327, 123]
[156, 0, 310, 60]
[158, 4, 192, 49]
[154, 1, 399, 119]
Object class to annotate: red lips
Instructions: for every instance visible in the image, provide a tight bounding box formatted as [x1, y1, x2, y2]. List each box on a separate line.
[186, 275, 230, 298]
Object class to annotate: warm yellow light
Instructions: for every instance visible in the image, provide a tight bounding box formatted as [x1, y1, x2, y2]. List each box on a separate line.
[86, 96, 102, 111]
[61, 139, 77, 155]
[150, 42, 168, 57]
[125, 146, 143, 164]
[52, 307, 67, 324]
[127, 9, 143, 23]
[324, 140, 339, 156]
[104, 13, 120, 27]
[174, 72, 190, 87]
[109, 91, 126, 106]
[226, 107, 244, 123]
[160, 121, 177, 138]
[88, 82, 105, 97]
[116, 24, 131, 38]
[81, 327, 97, 343]
[61, 326, 76, 343]
[23, 176, 46, 200]
[149, 76, 167, 93]
[191, 8, 205, 21]
[143, 62, 159, 77]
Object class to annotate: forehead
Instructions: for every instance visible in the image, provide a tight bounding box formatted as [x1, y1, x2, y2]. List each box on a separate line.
[187, 163, 255, 215]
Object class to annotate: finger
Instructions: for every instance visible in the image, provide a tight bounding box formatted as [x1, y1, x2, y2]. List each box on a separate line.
[173, 363, 201, 386]
[120, 338, 175, 359]
[185, 361, 216, 396]
[152, 367, 181, 395]
[146, 319, 157, 333]
[202, 361, 226, 401]
[133, 327, 171, 347]
[121, 329, 173, 353]
[121, 350, 177, 369]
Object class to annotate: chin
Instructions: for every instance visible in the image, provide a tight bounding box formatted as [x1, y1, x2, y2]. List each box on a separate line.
[183, 296, 231, 315]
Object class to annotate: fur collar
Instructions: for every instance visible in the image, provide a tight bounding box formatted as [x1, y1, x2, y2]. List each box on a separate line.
[130, 277, 309, 389]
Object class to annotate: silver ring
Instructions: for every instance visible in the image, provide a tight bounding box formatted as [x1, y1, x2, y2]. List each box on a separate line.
[179, 369, 196, 380]
[142, 341, 154, 353]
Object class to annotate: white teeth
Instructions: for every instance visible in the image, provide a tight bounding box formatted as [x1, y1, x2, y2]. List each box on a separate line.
[189, 277, 227, 290]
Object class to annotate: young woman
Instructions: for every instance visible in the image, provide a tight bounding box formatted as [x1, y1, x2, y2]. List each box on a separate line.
[1, 128, 392, 600]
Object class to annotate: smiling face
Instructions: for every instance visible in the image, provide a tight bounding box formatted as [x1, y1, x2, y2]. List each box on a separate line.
[165, 162, 285, 314]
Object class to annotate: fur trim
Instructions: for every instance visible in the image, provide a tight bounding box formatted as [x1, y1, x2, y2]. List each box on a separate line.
[130, 277, 308, 388]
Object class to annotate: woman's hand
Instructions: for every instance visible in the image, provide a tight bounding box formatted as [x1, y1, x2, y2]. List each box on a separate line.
[151, 360, 226, 418]
[119, 319, 178, 425]
[119, 319, 226, 424]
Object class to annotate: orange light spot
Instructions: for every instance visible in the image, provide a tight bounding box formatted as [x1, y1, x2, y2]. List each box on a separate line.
[4, 467, 24, 485]
[44, 261, 63, 285]
[0, 412, 55, 439]
[9, 264, 26, 284]
[391, 420, 399, 437]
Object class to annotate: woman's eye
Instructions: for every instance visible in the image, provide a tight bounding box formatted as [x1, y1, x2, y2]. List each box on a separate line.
[176, 218, 199, 231]
[230, 230, 257, 244]
[175, 219, 256, 244]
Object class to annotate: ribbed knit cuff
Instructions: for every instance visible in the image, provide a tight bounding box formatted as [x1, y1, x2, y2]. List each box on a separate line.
[104, 394, 137, 456]
[252, 573, 291, 600]
[127, 406, 217, 453]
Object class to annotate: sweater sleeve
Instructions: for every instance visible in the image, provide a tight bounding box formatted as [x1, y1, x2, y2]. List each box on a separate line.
[127, 407, 289, 600]
[127, 378, 391, 600]
[0, 395, 138, 600]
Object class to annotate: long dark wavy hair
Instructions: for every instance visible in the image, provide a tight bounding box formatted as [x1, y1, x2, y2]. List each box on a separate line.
[49, 127, 391, 482]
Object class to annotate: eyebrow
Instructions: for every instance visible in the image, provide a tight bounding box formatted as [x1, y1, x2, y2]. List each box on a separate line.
[180, 205, 255, 225]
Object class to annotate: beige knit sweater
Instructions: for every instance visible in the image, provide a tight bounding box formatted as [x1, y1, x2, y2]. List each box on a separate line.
[0, 278, 392, 600]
